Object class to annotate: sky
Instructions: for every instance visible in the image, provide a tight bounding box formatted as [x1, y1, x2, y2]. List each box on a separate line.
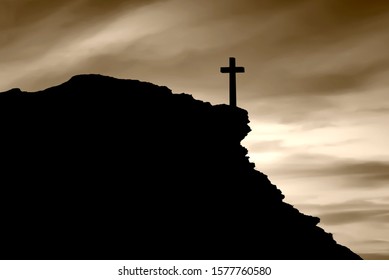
[1, 0, 389, 259]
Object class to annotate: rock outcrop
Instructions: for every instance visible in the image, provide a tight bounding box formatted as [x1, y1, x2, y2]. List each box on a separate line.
[0, 74, 361, 260]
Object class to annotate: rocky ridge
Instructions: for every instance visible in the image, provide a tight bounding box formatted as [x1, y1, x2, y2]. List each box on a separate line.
[0, 74, 361, 260]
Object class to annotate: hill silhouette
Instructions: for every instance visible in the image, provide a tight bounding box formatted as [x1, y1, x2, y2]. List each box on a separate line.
[0, 74, 361, 260]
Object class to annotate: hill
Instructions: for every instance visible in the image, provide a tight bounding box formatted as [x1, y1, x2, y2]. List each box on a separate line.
[0, 74, 361, 259]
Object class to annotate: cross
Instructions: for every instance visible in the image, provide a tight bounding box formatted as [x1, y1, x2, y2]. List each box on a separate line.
[220, 57, 245, 107]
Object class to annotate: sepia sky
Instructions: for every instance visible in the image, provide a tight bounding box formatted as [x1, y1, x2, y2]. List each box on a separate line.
[1, 0, 389, 259]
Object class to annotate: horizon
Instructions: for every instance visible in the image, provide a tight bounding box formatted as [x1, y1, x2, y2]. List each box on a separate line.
[1, 0, 389, 259]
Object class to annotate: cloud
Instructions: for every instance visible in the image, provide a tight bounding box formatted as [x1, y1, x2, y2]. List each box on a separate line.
[0, 0, 208, 91]
[362, 107, 389, 114]
[0, 0, 159, 50]
[294, 60, 389, 95]
[245, 140, 286, 153]
[0, 0, 158, 28]
[305, 198, 389, 211]
[316, 161, 389, 179]
[316, 0, 389, 26]
[269, 153, 389, 189]
[3, 0, 389, 102]
[244, 138, 358, 155]
[320, 209, 389, 225]
[243, 96, 339, 126]
[225, 0, 389, 106]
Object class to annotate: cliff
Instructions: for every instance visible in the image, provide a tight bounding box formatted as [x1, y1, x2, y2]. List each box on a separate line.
[0, 74, 361, 260]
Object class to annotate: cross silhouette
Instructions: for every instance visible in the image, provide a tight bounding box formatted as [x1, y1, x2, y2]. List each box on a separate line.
[220, 57, 245, 107]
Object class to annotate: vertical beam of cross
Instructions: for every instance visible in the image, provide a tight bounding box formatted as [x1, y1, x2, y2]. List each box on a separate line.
[220, 57, 245, 107]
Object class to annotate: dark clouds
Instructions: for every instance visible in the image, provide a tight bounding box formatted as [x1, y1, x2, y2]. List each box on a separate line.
[0, 0, 188, 91]
[3, 0, 389, 102]
[227, 0, 389, 104]
[308, 198, 389, 225]
[268, 0, 389, 45]
[320, 210, 389, 225]
[0, 0, 157, 29]
[293, 60, 389, 95]
[0, 1, 68, 29]
[271, 153, 389, 189]
[317, 0, 389, 25]
[300, 198, 389, 212]
[0, 0, 160, 57]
